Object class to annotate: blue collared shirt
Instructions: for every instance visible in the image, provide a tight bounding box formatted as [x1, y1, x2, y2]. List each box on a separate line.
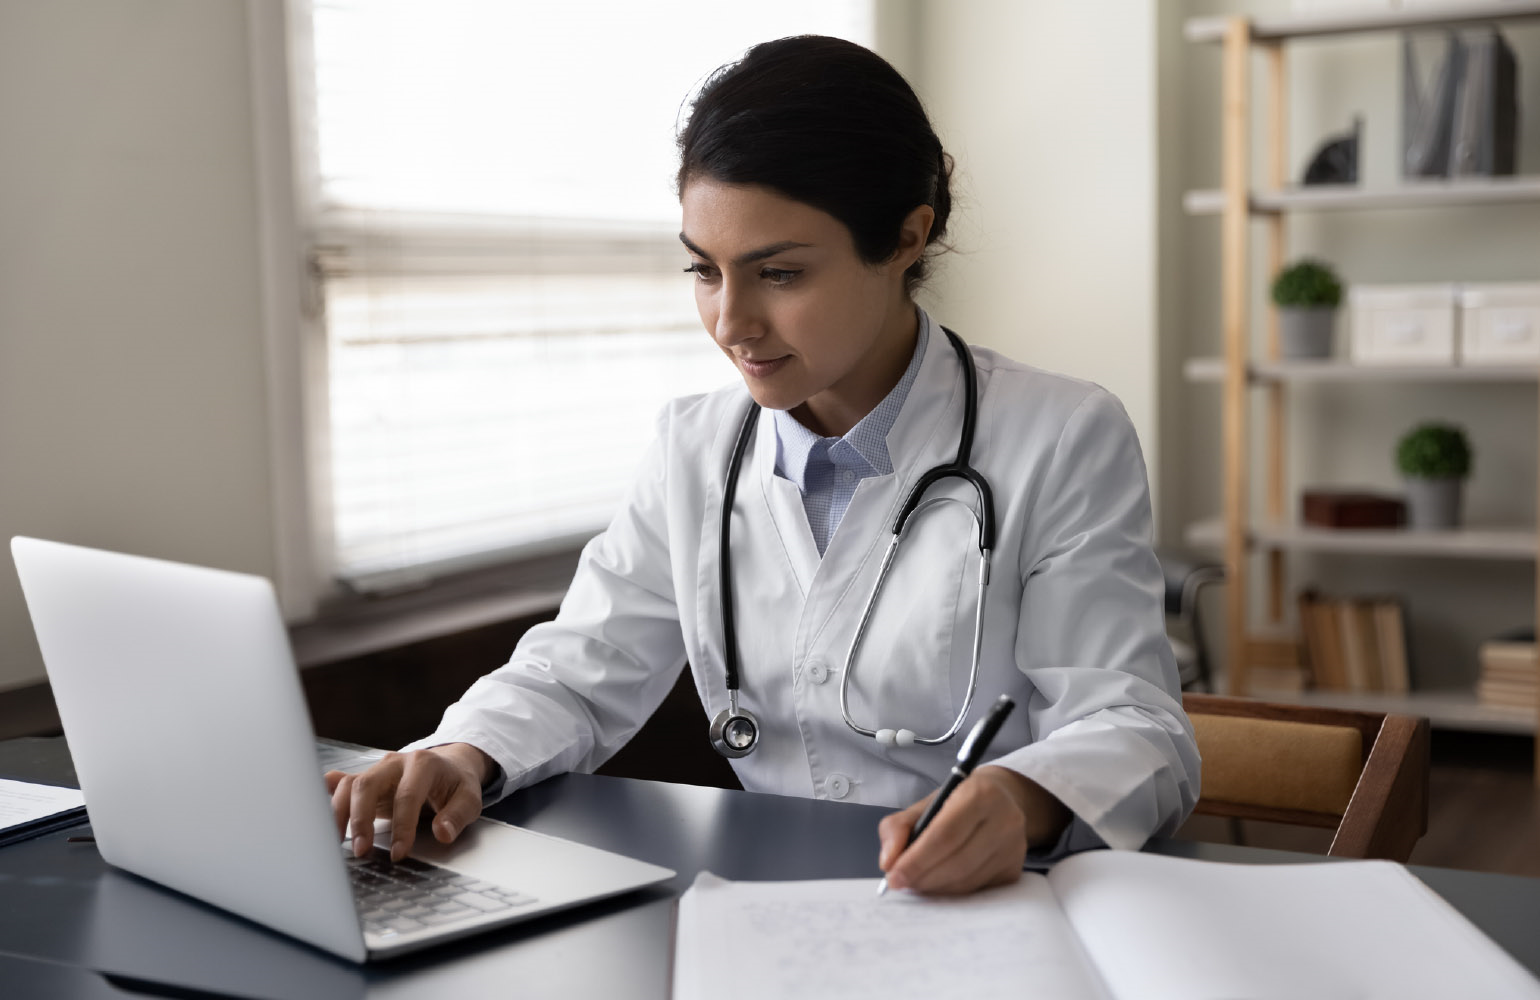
[772, 319, 929, 555]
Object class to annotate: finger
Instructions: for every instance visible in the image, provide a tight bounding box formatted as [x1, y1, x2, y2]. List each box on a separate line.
[389, 755, 438, 862]
[888, 776, 1024, 891]
[347, 757, 402, 858]
[877, 794, 933, 872]
[886, 799, 986, 891]
[324, 769, 346, 795]
[899, 779, 1029, 894]
[425, 768, 483, 846]
[330, 773, 355, 841]
[904, 819, 1019, 895]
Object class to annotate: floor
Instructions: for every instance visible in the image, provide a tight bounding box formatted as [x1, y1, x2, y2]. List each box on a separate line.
[1176, 730, 1540, 878]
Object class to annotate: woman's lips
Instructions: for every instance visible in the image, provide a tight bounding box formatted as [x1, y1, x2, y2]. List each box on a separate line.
[737, 355, 790, 379]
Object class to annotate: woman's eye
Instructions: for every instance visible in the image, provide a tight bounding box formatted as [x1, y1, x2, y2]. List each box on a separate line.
[762, 268, 800, 286]
[683, 263, 718, 282]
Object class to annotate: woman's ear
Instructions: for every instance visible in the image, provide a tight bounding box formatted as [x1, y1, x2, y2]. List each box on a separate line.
[889, 204, 935, 274]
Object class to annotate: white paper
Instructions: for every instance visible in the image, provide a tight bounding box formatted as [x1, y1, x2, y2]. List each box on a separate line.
[673, 855, 1540, 1000]
[0, 777, 85, 830]
[672, 871, 1111, 1000]
[1049, 851, 1540, 1000]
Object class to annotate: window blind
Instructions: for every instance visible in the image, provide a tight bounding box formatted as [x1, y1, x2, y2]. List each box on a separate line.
[304, 0, 874, 588]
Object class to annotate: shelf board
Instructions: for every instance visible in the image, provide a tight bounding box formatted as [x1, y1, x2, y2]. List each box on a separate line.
[1185, 176, 1540, 215]
[1183, 357, 1540, 383]
[1186, 2, 1540, 43]
[1233, 686, 1536, 735]
[1186, 517, 1538, 560]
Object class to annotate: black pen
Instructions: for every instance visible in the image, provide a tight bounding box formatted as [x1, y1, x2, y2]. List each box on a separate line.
[877, 694, 1016, 896]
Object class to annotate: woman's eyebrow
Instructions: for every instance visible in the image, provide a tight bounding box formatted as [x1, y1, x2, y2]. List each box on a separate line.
[678, 234, 814, 265]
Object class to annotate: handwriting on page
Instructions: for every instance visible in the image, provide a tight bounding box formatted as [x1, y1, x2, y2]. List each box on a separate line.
[0, 778, 84, 827]
[693, 878, 1108, 1000]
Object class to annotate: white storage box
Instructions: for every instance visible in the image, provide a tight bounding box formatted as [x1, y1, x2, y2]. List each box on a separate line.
[1349, 284, 1458, 366]
[1460, 282, 1540, 365]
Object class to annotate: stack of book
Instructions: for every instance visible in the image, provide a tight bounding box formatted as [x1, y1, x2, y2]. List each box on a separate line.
[1297, 592, 1411, 693]
[1476, 638, 1538, 711]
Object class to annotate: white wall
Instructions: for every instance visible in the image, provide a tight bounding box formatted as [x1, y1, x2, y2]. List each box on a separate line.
[0, 0, 276, 691]
[1161, 1, 1540, 686]
[14, 0, 1520, 699]
[913, 0, 1161, 498]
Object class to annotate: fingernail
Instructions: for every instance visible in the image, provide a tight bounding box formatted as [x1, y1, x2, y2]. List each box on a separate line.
[391, 840, 405, 862]
[353, 833, 368, 855]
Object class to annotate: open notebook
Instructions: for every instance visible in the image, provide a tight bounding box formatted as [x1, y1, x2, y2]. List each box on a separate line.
[674, 851, 1540, 1000]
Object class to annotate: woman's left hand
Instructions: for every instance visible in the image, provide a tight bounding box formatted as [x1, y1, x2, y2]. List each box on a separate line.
[876, 765, 1070, 894]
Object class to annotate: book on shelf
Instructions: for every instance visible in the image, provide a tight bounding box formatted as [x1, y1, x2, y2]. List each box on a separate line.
[1374, 601, 1411, 695]
[1477, 637, 1537, 710]
[1298, 592, 1411, 693]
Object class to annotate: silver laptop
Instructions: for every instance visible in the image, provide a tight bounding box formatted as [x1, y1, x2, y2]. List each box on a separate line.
[10, 536, 674, 962]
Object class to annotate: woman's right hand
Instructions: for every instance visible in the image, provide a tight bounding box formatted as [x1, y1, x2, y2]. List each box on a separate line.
[325, 742, 495, 862]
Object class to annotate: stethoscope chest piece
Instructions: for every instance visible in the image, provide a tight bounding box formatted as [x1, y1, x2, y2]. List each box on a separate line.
[709, 694, 760, 758]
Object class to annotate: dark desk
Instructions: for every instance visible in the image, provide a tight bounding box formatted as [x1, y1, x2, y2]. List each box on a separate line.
[2, 738, 1538, 998]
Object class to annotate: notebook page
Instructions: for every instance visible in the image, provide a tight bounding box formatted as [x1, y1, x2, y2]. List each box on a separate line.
[1048, 851, 1540, 1000]
[673, 871, 1112, 1000]
[0, 777, 84, 829]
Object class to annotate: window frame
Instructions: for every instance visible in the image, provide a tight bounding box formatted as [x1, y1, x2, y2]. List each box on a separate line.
[247, 0, 907, 622]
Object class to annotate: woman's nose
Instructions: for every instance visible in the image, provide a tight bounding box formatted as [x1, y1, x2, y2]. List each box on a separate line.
[711, 281, 763, 349]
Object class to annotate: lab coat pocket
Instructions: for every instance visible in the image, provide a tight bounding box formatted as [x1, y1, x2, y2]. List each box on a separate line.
[842, 497, 980, 741]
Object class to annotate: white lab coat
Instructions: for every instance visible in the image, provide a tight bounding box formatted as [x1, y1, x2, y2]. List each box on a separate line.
[407, 311, 1200, 857]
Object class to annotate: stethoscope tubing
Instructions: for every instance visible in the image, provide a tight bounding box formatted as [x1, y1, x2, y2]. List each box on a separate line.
[839, 497, 992, 745]
[716, 328, 995, 753]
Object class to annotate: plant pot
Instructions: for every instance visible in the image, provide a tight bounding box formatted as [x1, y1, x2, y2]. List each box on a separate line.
[1278, 306, 1336, 359]
[1404, 476, 1464, 530]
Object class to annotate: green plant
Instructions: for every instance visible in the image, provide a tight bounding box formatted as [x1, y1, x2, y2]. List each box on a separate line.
[1396, 423, 1473, 479]
[1270, 258, 1343, 308]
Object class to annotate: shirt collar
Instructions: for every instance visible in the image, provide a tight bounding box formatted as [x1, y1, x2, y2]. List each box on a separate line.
[773, 313, 931, 489]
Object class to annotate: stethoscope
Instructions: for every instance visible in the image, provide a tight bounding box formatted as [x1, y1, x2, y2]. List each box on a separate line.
[710, 328, 997, 759]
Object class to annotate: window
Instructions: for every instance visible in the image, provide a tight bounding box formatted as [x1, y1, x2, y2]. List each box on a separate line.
[296, 1, 875, 591]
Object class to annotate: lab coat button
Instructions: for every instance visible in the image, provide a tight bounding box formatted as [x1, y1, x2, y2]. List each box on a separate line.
[827, 773, 852, 799]
[806, 659, 829, 685]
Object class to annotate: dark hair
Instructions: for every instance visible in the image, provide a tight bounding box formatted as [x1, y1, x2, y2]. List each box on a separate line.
[677, 35, 953, 292]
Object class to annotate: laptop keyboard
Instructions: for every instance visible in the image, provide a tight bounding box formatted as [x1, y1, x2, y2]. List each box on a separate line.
[345, 848, 539, 939]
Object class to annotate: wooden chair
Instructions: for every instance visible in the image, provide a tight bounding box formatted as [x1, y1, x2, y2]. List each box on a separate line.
[1182, 693, 1431, 862]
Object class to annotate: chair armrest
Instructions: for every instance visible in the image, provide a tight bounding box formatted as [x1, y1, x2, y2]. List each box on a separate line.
[1329, 713, 1430, 862]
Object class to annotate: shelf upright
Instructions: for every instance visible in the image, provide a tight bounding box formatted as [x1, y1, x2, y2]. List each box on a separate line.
[1263, 36, 1288, 631]
[1219, 16, 1252, 697]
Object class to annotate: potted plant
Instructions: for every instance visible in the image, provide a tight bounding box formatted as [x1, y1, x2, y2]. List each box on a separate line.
[1271, 258, 1343, 359]
[1395, 422, 1473, 530]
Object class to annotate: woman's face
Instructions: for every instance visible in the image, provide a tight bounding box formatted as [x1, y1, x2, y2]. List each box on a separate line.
[679, 178, 929, 438]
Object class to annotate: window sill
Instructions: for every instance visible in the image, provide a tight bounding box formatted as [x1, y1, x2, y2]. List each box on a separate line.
[288, 548, 581, 669]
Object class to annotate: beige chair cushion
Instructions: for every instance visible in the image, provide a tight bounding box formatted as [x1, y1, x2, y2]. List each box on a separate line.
[1192, 714, 1363, 815]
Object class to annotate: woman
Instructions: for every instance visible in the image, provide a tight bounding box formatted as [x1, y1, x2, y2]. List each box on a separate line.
[330, 35, 1199, 895]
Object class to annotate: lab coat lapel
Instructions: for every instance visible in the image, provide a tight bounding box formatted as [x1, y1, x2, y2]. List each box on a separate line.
[797, 320, 968, 657]
[754, 409, 819, 596]
[885, 320, 968, 484]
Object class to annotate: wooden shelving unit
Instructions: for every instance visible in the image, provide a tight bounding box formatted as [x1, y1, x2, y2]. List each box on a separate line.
[1185, 2, 1540, 43]
[1185, 175, 1540, 214]
[1243, 687, 1537, 735]
[1183, 357, 1540, 383]
[1185, 517, 1538, 562]
[1182, 6, 1540, 770]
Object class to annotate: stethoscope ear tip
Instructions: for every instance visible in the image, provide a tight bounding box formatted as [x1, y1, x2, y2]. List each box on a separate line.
[874, 729, 917, 748]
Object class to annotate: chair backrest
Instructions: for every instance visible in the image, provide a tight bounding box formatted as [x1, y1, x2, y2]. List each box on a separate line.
[1182, 693, 1431, 862]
